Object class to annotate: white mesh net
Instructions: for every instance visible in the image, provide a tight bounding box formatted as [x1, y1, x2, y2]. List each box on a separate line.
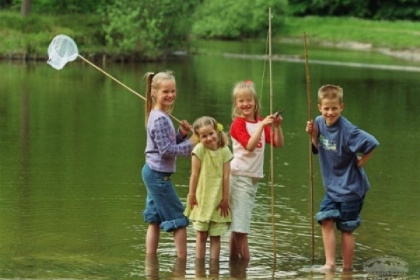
[47, 34, 79, 70]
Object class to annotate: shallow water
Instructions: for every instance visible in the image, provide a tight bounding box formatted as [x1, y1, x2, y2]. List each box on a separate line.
[1, 42, 420, 279]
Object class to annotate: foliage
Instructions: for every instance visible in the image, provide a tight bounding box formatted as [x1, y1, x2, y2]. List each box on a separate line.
[192, 0, 287, 39]
[288, 0, 420, 20]
[100, 0, 198, 59]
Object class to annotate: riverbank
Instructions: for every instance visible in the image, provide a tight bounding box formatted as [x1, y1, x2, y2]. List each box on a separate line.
[1, 12, 420, 64]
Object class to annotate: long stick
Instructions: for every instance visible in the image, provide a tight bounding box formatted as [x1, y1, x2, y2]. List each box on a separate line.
[303, 32, 315, 265]
[78, 55, 183, 124]
[268, 7, 277, 265]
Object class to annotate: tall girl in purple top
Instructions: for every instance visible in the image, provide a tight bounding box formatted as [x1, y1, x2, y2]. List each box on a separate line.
[142, 71, 194, 259]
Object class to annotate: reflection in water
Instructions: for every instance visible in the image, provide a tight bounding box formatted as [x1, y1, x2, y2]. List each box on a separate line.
[229, 258, 249, 279]
[145, 254, 159, 279]
[145, 255, 187, 279]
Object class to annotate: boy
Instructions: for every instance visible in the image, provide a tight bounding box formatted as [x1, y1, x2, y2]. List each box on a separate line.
[305, 84, 379, 272]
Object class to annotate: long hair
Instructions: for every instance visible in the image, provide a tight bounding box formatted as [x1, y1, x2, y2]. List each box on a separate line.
[144, 70, 176, 126]
[231, 80, 260, 121]
[192, 116, 229, 148]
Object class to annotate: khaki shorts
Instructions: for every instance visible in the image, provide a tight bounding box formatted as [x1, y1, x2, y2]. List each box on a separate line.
[229, 175, 258, 234]
[193, 221, 229, 236]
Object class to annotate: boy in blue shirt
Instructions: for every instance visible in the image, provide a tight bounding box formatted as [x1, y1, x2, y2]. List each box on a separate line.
[306, 84, 379, 272]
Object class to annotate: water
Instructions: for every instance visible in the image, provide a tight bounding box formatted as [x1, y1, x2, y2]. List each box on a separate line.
[1, 41, 420, 279]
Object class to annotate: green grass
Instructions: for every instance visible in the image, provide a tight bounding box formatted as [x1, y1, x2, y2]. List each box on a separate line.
[281, 16, 420, 50]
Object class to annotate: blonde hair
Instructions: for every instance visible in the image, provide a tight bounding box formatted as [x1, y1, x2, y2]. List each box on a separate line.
[144, 70, 176, 125]
[318, 84, 343, 104]
[231, 80, 260, 121]
[192, 116, 229, 148]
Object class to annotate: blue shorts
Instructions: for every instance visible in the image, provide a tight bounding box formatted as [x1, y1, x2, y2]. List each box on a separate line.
[315, 194, 364, 232]
[142, 164, 189, 232]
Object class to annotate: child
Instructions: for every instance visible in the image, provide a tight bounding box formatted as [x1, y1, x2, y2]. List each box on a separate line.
[229, 80, 284, 260]
[305, 84, 379, 272]
[141, 70, 194, 259]
[185, 116, 233, 261]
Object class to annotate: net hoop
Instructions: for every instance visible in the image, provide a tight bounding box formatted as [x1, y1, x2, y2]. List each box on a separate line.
[47, 34, 79, 70]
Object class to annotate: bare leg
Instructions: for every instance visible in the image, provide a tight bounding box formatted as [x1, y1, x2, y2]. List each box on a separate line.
[320, 219, 336, 272]
[196, 231, 208, 259]
[341, 231, 355, 271]
[209, 235, 221, 260]
[173, 226, 187, 258]
[209, 257, 220, 278]
[146, 223, 160, 254]
[230, 231, 250, 260]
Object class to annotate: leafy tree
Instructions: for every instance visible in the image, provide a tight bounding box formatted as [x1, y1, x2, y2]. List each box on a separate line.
[101, 0, 198, 59]
[192, 0, 286, 39]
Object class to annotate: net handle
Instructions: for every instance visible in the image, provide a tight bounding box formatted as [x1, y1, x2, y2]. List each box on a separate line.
[78, 55, 182, 124]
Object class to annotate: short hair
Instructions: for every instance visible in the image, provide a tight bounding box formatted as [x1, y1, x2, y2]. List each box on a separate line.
[318, 84, 343, 104]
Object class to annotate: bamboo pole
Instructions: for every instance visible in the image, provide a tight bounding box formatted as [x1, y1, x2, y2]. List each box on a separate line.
[268, 7, 277, 265]
[303, 32, 315, 265]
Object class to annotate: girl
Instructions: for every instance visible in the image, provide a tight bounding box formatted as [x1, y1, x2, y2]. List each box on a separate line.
[229, 80, 284, 260]
[141, 70, 194, 259]
[185, 116, 233, 261]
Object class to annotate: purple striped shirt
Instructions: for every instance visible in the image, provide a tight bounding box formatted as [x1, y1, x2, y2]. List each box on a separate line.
[145, 110, 193, 173]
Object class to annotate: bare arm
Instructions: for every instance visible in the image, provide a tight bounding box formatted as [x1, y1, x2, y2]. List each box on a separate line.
[273, 114, 284, 148]
[188, 155, 201, 209]
[357, 150, 375, 168]
[246, 116, 274, 151]
[218, 161, 231, 217]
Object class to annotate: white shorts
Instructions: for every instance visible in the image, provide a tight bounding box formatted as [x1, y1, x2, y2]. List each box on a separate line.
[229, 175, 258, 234]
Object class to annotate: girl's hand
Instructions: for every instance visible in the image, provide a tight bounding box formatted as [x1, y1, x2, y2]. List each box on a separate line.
[261, 115, 274, 126]
[188, 193, 198, 210]
[217, 198, 229, 217]
[273, 113, 283, 126]
[179, 120, 191, 137]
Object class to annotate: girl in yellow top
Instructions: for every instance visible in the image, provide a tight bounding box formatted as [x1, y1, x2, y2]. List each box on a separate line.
[185, 116, 233, 260]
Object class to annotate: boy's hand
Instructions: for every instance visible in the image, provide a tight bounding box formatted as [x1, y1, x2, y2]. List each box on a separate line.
[306, 120, 318, 138]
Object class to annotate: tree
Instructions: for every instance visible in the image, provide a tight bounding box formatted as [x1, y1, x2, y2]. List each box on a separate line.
[21, 0, 31, 17]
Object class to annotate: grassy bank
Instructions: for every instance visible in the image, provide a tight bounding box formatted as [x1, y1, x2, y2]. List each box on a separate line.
[1, 10, 420, 61]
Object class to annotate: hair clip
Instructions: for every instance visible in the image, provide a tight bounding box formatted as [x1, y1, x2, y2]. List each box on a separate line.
[244, 79, 254, 86]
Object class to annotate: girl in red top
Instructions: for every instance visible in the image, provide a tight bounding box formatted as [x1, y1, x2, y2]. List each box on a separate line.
[229, 80, 284, 260]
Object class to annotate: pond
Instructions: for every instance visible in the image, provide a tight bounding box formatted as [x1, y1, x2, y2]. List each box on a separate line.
[1, 40, 419, 279]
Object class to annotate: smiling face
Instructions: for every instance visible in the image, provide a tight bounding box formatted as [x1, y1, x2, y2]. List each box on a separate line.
[196, 124, 218, 150]
[318, 97, 344, 126]
[235, 90, 257, 121]
[153, 79, 176, 111]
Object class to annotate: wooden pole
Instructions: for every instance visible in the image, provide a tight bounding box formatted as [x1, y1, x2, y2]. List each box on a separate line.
[303, 32, 315, 265]
[268, 7, 277, 265]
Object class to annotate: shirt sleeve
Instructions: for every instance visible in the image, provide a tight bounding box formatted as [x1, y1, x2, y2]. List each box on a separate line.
[152, 115, 193, 157]
[347, 127, 379, 154]
[230, 118, 250, 148]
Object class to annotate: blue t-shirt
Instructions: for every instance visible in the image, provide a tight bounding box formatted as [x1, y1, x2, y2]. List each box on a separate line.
[314, 116, 379, 202]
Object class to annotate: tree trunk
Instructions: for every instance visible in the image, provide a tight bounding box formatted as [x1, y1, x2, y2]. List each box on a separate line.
[21, 0, 32, 17]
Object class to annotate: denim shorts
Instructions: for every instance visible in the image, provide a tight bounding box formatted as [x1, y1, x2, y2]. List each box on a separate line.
[315, 194, 365, 232]
[142, 164, 189, 232]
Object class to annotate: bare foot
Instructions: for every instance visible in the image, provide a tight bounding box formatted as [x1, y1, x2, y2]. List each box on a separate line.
[318, 264, 336, 273]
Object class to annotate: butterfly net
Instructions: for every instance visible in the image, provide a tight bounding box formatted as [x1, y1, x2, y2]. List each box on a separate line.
[47, 35, 79, 70]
